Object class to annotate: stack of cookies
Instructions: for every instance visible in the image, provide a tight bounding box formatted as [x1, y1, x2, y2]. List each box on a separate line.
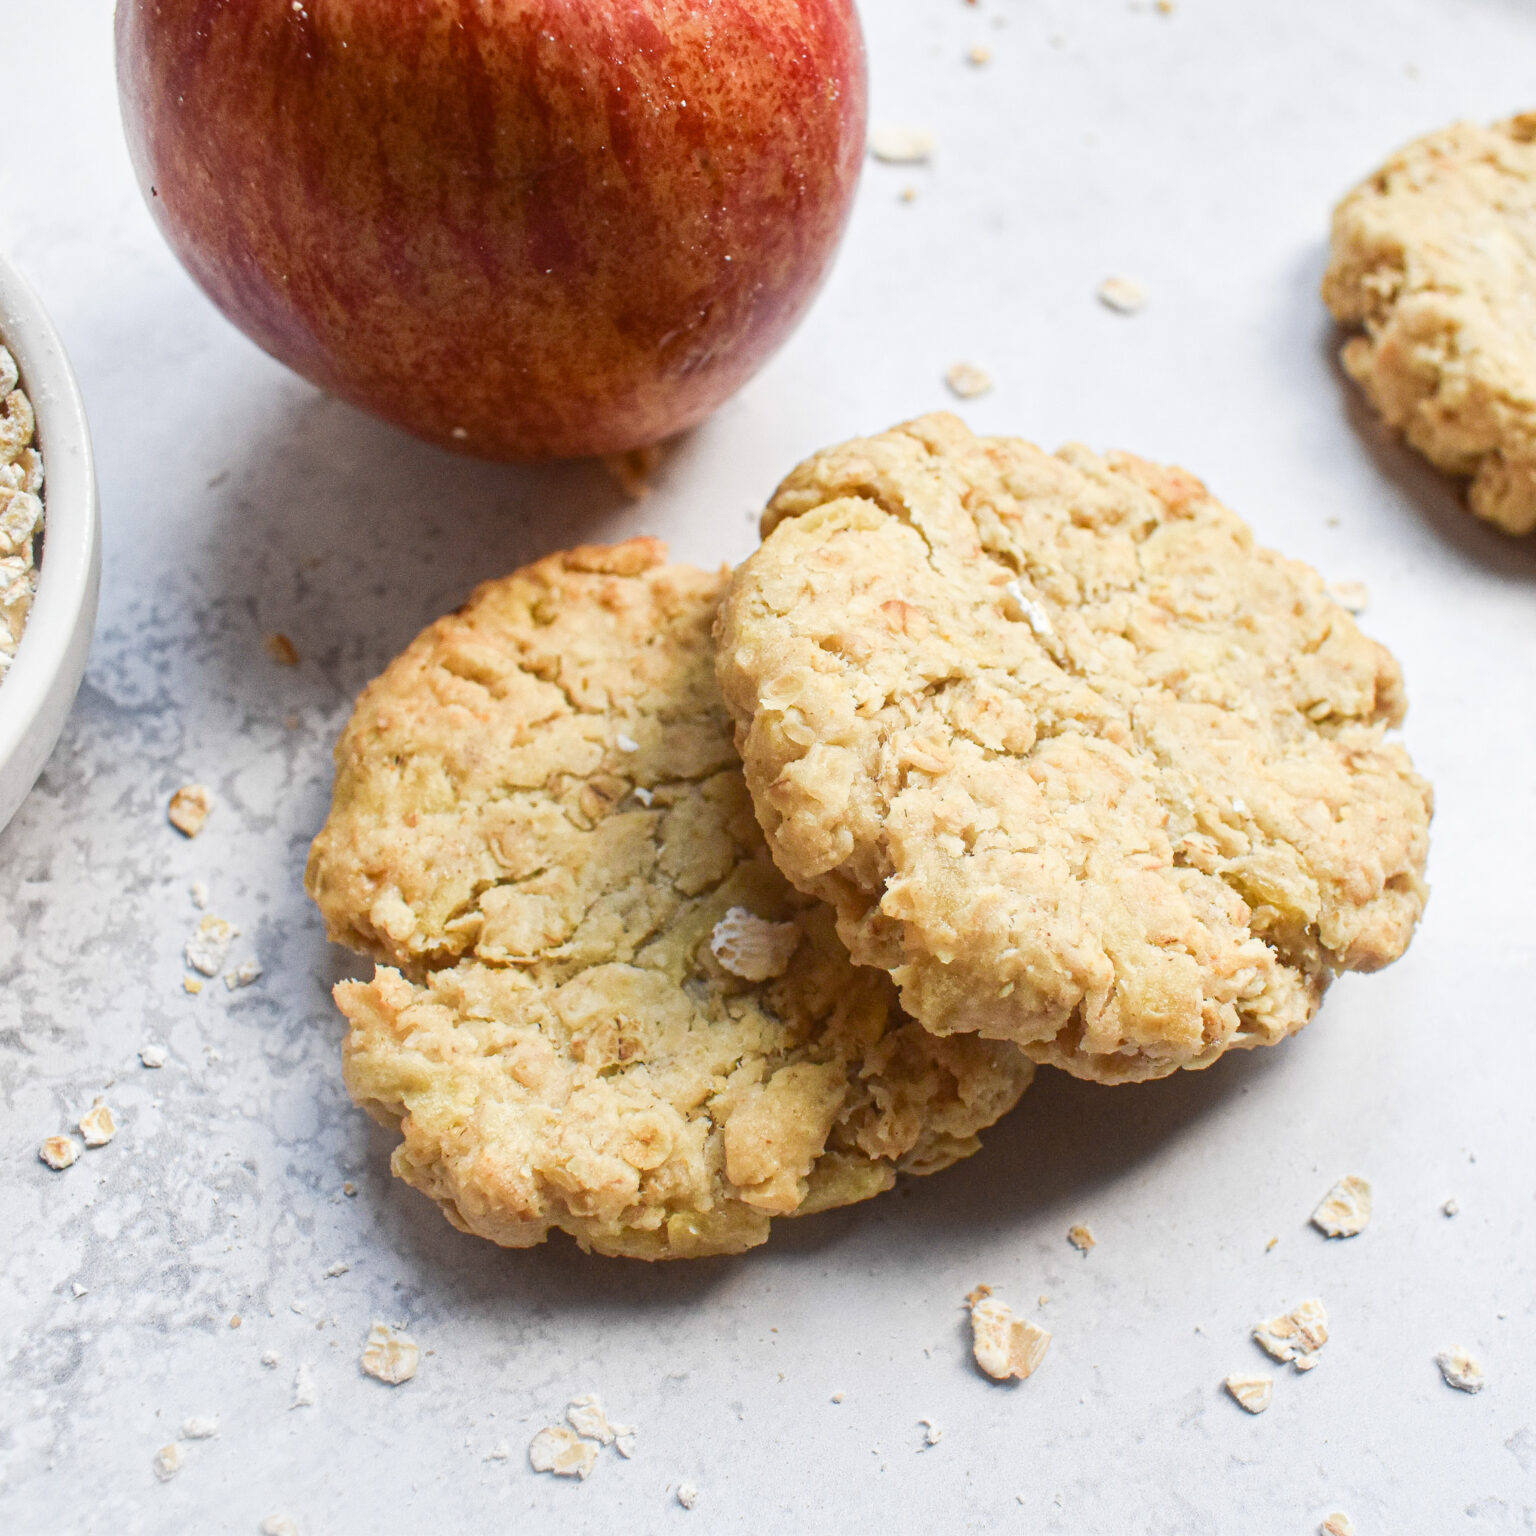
[306, 413, 1432, 1260]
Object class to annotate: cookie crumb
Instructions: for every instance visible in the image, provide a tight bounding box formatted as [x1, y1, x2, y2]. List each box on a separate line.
[831, 1390, 846, 1403]
[229, 1314, 242, 1328]
[265, 632, 300, 666]
[343, 1182, 357, 1198]
[1321, 1515, 1355, 1536]
[184, 976, 204, 995]
[970, 1293, 1051, 1382]
[1326, 581, 1370, 615]
[1097, 276, 1147, 314]
[140, 1044, 167, 1069]
[224, 960, 263, 990]
[601, 445, 664, 500]
[261, 1350, 280, 1368]
[39, 1135, 80, 1171]
[965, 1282, 993, 1306]
[360, 1322, 418, 1385]
[530, 1425, 598, 1480]
[1225, 1373, 1273, 1414]
[1443, 1197, 1459, 1217]
[153, 1442, 185, 1481]
[484, 1443, 509, 1461]
[191, 880, 209, 909]
[169, 785, 214, 838]
[870, 125, 934, 164]
[1067, 1223, 1095, 1253]
[567, 1394, 633, 1446]
[1253, 1299, 1329, 1371]
[919, 1418, 943, 1448]
[180, 1416, 219, 1440]
[709, 907, 801, 981]
[1436, 1347, 1485, 1393]
[1265, 1236, 1279, 1252]
[186, 915, 239, 977]
[677, 1482, 700, 1510]
[967, 44, 991, 65]
[899, 185, 918, 204]
[323, 1261, 349, 1279]
[291, 1362, 316, 1408]
[1155, 0, 1174, 12]
[945, 362, 993, 400]
[260, 1517, 300, 1536]
[1312, 1175, 1372, 1238]
[79, 1099, 117, 1147]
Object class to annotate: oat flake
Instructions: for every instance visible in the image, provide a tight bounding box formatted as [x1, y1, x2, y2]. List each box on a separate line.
[970, 1293, 1051, 1381]
[677, 1482, 700, 1510]
[39, 1135, 80, 1171]
[260, 1517, 300, 1536]
[180, 1416, 218, 1440]
[945, 362, 993, 400]
[1312, 1175, 1372, 1238]
[79, 1099, 117, 1148]
[291, 1362, 316, 1408]
[140, 1044, 167, 1069]
[1097, 276, 1148, 313]
[186, 915, 238, 977]
[1436, 1347, 1485, 1393]
[1253, 1299, 1328, 1371]
[168, 785, 214, 838]
[224, 960, 263, 990]
[567, 1394, 633, 1446]
[869, 125, 934, 164]
[152, 1442, 184, 1481]
[529, 1425, 598, 1480]
[710, 907, 801, 982]
[1224, 1373, 1273, 1414]
[360, 1322, 418, 1385]
[1321, 1515, 1356, 1536]
[1067, 1223, 1096, 1253]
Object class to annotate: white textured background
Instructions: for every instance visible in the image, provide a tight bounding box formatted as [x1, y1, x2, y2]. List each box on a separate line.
[2, 1, 1534, 1532]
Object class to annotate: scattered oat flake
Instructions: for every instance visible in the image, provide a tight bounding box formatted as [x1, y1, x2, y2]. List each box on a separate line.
[1067, 1223, 1095, 1253]
[180, 1416, 218, 1440]
[291, 1362, 316, 1408]
[260, 1518, 299, 1536]
[869, 124, 934, 163]
[710, 907, 801, 982]
[140, 1044, 167, 1068]
[919, 1418, 943, 1448]
[1097, 276, 1147, 313]
[967, 44, 991, 64]
[153, 1442, 184, 1481]
[970, 1293, 1051, 1382]
[1253, 1299, 1328, 1371]
[168, 784, 214, 838]
[1436, 1347, 1485, 1393]
[1321, 1515, 1355, 1536]
[1312, 1175, 1372, 1238]
[945, 362, 993, 400]
[39, 1135, 80, 1171]
[601, 444, 663, 500]
[265, 632, 300, 666]
[1443, 1197, 1459, 1217]
[1224, 1373, 1273, 1414]
[224, 959, 263, 990]
[1326, 580, 1369, 614]
[530, 1425, 598, 1480]
[677, 1483, 700, 1510]
[567, 1394, 633, 1446]
[361, 1322, 418, 1385]
[79, 1099, 117, 1147]
[186, 915, 238, 977]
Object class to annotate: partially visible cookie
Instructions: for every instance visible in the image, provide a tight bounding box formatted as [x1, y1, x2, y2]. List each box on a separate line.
[715, 415, 1432, 1084]
[307, 540, 1030, 1259]
[1323, 114, 1536, 533]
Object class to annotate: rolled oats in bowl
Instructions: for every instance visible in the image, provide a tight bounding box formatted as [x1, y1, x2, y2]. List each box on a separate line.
[0, 344, 43, 686]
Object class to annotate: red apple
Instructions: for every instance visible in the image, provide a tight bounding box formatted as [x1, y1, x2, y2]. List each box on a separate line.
[116, 0, 865, 459]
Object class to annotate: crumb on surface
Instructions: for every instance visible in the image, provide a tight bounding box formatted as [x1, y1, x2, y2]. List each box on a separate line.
[601, 445, 664, 500]
[186, 915, 238, 978]
[153, 1442, 184, 1481]
[1097, 276, 1148, 313]
[260, 1517, 300, 1536]
[567, 1394, 633, 1447]
[1253, 1299, 1328, 1371]
[919, 1417, 943, 1448]
[869, 125, 934, 164]
[530, 1425, 598, 1480]
[1321, 1515, 1356, 1536]
[1436, 1347, 1485, 1393]
[224, 959, 263, 990]
[945, 362, 993, 400]
[360, 1322, 418, 1385]
[292, 1362, 316, 1408]
[168, 785, 214, 838]
[967, 44, 991, 64]
[709, 907, 801, 981]
[1067, 1223, 1095, 1253]
[970, 1293, 1051, 1382]
[79, 1099, 117, 1148]
[180, 1416, 218, 1440]
[1443, 1197, 1459, 1217]
[39, 1135, 80, 1171]
[677, 1482, 700, 1510]
[265, 632, 300, 666]
[1224, 1373, 1273, 1414]
[1312, 1175, 1372, 1238]
[139, 1044, 167, 1069]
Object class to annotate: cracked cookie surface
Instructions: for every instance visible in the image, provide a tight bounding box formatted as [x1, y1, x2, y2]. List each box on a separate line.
[307, 540, 1030, 1258]
[1323, 113, 1536, 533]
[715, 415, 1432, 1083]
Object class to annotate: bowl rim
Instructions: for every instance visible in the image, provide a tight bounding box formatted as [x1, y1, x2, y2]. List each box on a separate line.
[0, 253, 98, 790]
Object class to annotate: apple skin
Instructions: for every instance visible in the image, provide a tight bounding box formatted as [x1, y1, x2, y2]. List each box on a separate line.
[116, 0, 866, 459]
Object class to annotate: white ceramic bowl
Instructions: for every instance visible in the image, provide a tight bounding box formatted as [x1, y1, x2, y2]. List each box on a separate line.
[0, 254, 99, 836]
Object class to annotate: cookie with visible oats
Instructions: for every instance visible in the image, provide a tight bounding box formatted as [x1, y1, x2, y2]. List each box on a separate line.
[714, 415, 1432, 1084]
[307, 540, 1030, 1260]
[1323, 114, 1536, 533]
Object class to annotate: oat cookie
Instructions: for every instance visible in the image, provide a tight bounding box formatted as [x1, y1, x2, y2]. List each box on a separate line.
[1323, 114, 1536, 533]
[307, 540, 1030, 1259]
[715, 415, 1431, 1083]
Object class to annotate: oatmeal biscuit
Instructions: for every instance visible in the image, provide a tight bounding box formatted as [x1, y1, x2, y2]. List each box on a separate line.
[715, 415, 1431, 1083]
[307, 540, 1030, 1258]
[1323, 114, 1536, 533]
